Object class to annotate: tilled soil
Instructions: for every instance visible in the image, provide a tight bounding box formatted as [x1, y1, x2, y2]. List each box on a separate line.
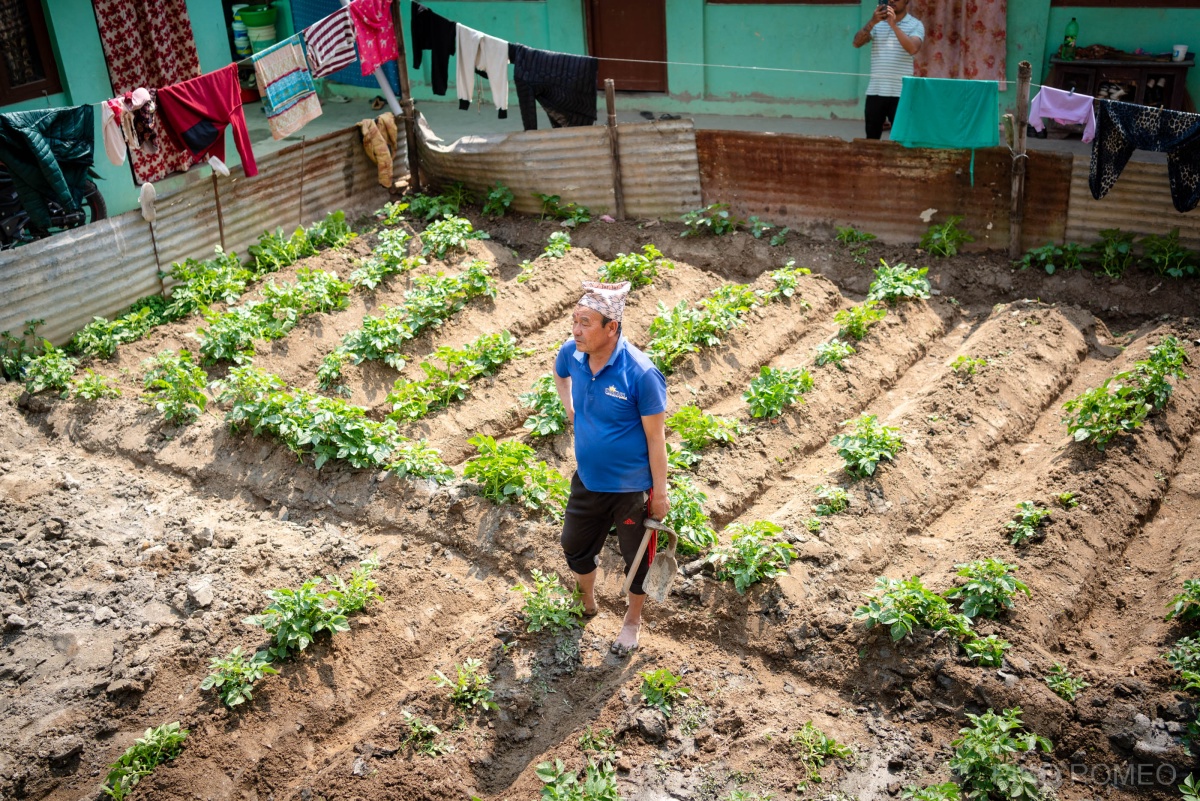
[2, 213, 1199, 801]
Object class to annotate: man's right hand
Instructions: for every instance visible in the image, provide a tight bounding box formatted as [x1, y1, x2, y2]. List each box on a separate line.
[869, 5, 888, 25]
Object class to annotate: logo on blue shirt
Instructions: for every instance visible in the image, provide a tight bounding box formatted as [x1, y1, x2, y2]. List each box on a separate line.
[604, 385, 628, 401]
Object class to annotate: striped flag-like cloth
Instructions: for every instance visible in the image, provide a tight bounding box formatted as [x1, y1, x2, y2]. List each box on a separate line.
[302, 8, 357, 79]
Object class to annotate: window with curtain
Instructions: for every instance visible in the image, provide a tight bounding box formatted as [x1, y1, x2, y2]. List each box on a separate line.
[0, 0, 62, 106]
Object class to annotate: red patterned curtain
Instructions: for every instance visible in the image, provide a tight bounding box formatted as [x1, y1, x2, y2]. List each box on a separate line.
[91, 0, 201, 183]
[910, 0, 1007, 83]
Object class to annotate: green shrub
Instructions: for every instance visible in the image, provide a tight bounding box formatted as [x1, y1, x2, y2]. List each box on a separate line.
[963, 634, 1011, 667]
[521, 373, 569, 437]
[23, 342, 78, 395]
[325, 554, 383, 614]
[943, 558, 1030, 619]
[1061, 373, 1151, 450]
[512, 568, 584, 634]
[901, 783, 961, 801]
[764, 259, 812, 301]
[421, 215, 490, 258]
[815, 340, 855, 369]
[72, 369, 121, 401]
[667, 405, 743, 451]
[431, 657, 499, 712]
[464, 434, 569, 520]
[536, 193, 592, 227]
[70, 304, 163, 360]
[640, 668, 690, 716]
[920, 215, 973, 258]
[1089, 228, 1136, 279]
[536, 758, 618, 801]
[243, 579, 350, 661]
[0, 319, 44, 381]
[543, 231, 572, 259]
[830, 413, 903, 478]
[142, 350, 207, 424]
[1136, 335, 1190, 411]
[812, 484, 850, 516]
[951, 355, 987, 375]
[1005, 501, 1051, 546]
[743, 365, 813, 419]
[408, 191, 462, 221]
[1141, 228, 1198, 278]
[1044, 663, 1089, 701]
[681, 203, 740, 237]
[1016, 242, 1085, 275]
[867, 260, 931, 304]
[948, 708, 1051, 801]
[102, 722, 188, 801]
[834, 301, 887, 341]
[200, 647, 278, 708]
[483, 183, 514, 217]
[709, 520, 797, 594]
[598, 244, 673, 288]
[402, 711, 450, 757]
[1167, 580, 1200, 622]
[663, 473, 717, 556]
[790, 721, 853, 788]
[853, 575, 971, 641]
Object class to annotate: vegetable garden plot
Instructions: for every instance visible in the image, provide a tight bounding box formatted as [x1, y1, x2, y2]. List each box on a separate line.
[6, 207, 1200, 801]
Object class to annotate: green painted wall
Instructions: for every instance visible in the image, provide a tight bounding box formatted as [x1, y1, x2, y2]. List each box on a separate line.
[1045, 7, 1199, 109]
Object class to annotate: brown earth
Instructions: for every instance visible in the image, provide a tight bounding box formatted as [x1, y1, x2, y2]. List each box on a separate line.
[1, 211, 1199, 801]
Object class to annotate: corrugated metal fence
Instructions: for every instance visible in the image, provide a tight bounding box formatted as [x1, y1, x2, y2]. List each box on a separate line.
[415, 114, 702, 219]
[0, 126, 400, 345]
[1065, 156, 1200, 250]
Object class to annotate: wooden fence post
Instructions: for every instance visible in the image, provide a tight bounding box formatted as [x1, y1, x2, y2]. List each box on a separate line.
[1009, 60, 1032, 259]
[605, 79, 626, 221]
[391, 0, 422, 191]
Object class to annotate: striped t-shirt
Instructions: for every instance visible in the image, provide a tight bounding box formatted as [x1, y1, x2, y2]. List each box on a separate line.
[866, 15, 925, 97]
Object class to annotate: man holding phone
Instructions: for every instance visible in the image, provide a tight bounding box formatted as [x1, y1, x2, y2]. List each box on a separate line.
[852, 0, 924, 140]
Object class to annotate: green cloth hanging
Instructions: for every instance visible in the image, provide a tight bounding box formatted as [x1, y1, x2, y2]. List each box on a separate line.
[889, 76, 999, 185]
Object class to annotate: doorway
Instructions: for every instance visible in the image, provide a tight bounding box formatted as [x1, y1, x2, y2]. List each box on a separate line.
[585, 0, 668, 92]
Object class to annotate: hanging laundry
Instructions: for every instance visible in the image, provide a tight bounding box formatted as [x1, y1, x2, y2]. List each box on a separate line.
[508, 44, 598, 131]
[1090, 100, 1200, 213]
[156, 64, 258, 178]
[889, 76, 999, 185]
[99, 88, 157, 165]
[357, 112, 400, 189]
[1029, 86, 1097, 143]
[348, 0, 399, 76]
[411, 1, 456, 96]
[303, 7, 357, 79]
[253, 37, 323, 140]
[457, 25, 509, 119]
[0, 105, 95, 230]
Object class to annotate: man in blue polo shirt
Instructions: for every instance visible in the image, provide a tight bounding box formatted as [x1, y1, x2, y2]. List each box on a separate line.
[553, 280, 669, 656]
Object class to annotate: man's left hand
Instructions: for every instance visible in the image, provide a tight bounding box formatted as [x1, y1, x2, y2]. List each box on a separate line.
[648, 491, 669, 522]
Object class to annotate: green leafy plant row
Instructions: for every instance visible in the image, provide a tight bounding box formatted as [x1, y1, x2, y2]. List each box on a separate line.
[707, 520, 797, 595]
[1018, 227, 1200, 280]
[197, 268, 352, 365]
[319, 260, 495, 390]
[102, 722, 188, 800]
[1062, 335, 1190, 450]
[599, 244, 674, 288]
[216, 366, 453, 479]
[386, 331, 532, 422]
[464, 434, 570, 520]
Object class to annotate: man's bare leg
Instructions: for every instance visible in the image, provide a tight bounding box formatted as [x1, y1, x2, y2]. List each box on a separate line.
[574, 569, 599, 616]
[613, 592, 645, 653]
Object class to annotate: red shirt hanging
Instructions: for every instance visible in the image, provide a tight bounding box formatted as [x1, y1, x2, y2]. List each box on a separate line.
[348, 0, 400, 76]
[156, 64, 258, 177]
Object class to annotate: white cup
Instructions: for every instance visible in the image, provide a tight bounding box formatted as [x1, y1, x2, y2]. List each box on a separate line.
[1172, 44, 1188, 62]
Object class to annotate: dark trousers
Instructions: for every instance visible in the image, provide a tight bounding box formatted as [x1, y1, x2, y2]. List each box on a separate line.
[560, 473, 651, 595]
[864, 94, 900, 140]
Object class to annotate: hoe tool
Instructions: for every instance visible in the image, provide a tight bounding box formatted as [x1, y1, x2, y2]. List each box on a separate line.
[621, 517, 679, 603]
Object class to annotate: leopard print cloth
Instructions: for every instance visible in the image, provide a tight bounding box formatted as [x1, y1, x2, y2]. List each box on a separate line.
[1089, 100, 1200, 213]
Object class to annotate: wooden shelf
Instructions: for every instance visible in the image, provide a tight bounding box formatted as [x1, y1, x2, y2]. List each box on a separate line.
[1046, 55, 1193, 111]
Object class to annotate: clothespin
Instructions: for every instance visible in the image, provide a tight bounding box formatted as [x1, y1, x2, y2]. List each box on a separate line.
[1068, 86, 1075, 96]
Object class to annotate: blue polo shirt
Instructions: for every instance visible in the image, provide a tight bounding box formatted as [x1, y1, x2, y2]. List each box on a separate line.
[555, 336, 667, 493]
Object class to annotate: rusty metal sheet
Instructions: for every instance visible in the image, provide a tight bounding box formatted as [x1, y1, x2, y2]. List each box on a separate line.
[415, 115, 701, 219]
[1065, 155, 1200, 249]
[696, 131, 1072, 250]
[0, 210, 160, 346]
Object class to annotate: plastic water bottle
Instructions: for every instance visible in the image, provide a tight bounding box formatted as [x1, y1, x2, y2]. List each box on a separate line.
[1061, 17, 1078, 61]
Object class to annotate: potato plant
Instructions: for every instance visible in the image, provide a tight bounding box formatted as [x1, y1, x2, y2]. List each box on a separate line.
[708, 520, 798, 594]
[743, 365, 814, 419]
[103, 722, 188, 801]
[644, 281, 763, 374]
[815, 340, 855, 370]
[790, 721, 853, 788]
[836, 225, 876, 265]
[943, 558, 1030, 619]
[680, 202, 740, 237]
[70, 304, 162, 360]
[464, 434, 570, 519]
[951, 355, 987, 375]
[142, 349, 207, 424]
[1005, 501, 1050, 546]
[1044, 663, 1089, 701]
[867, 260, 931, 305]
[542, 231, 572, 259]
[962, 634, 1012, 668]
[920, 215, 973, 258]
[350, 230, 421, 290]
[387, 331, 531, 422]
[23, 342, 78, 395]
[521, 373, 568, 437]
[663, 473, 717, 555]
[0, 318, 43, 381]
[812, 485, 850, 516]
[834, 301, 887, 341]
[402, 711, 450, 757]
[764, 259, 812, 302]
[853, 575, 971, 642]
[640, 668, 690, 717]
[536, 758, 618, 801]
[830, 413, 904, 478]
[199, 646, 278, 708]
[431, 658, 499, 712]
[666, 405, 743, 454]
[1166, 579, 1200, 622]
[512, 568, 584, 634]
[598, 244, 673, 288]
[244, 579, 351, 662]
[420, 215, 489, 259]
[407, 189, 465, 220]
[947, 709, 1051, 801]
[1016, 241, 1085, 275]
[901, 782, 961, 801]
[72, 369, 121, 401]
[483, 182, 514, 217]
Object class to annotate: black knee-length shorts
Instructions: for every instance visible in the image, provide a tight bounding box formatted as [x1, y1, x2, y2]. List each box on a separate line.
[560, 472, 652, 596]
